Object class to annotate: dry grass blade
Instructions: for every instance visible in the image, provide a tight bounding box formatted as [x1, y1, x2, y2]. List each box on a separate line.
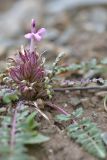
[33, 102, 49, 121]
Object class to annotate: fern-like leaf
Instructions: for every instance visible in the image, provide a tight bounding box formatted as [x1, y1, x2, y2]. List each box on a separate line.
[56, 108, 106, 159]
[55, 107, 83, 122]
[0, 104, 49, 160]
[67, 119, 106, 159]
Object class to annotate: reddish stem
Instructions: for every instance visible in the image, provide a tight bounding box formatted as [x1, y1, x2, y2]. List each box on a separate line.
[10, 107, 17, 150]
[45, 101, 69, 115]
[45, 101, 77, 124]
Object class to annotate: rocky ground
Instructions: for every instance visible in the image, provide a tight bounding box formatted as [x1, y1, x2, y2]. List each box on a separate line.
[1, 0, 107, 160]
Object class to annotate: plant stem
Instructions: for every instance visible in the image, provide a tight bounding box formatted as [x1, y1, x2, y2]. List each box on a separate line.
[45, 101, 69, 115]
[45, 102, 77, 124]
[10, 107, 17, 150]
[30, 38, 35, 53]
[54, 85, 107, 92]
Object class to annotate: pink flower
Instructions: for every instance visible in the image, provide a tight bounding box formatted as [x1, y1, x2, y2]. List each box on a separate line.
[25, 28, 46, 42]
[24, 19, 46, 53]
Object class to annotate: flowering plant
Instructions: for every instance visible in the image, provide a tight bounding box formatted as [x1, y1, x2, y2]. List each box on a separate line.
[0, 18, 107, 160]
[9, 19, 48, 100]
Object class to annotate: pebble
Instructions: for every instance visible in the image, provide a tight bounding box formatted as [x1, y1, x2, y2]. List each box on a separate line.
[70, 97, 81, 106]
[96, 91, 107, 98]
[81, 98, 90, 109]
[57, 26, 76, 45]
[46, 0, 107, 13]
[45, 29, 60, 41]
[0, 0, 42, 39]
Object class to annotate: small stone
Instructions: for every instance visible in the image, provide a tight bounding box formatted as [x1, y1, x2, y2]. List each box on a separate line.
[57, 26, 76, 45]
[37, 99, 44, 109]
[64, 103, 68, 107]
[96, 91, 107, 98]
[45, 29, 60, 41]
[70, 97, 81, 106]
[81, 98, 90, 108]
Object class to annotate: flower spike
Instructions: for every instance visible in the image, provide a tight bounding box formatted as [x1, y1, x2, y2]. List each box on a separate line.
[9, 49, 46, 99]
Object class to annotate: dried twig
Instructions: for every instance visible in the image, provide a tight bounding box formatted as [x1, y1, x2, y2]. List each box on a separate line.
[54, 85, 107, 92]
[103, 96, 107, 112]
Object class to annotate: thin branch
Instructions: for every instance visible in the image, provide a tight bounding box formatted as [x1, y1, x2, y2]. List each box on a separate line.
[45, 101, 69, 115]
[45, 101, 77, 124]
[54, 85, 107, 92]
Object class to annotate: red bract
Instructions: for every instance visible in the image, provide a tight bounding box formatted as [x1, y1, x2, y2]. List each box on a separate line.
[9, 49, 46, 99]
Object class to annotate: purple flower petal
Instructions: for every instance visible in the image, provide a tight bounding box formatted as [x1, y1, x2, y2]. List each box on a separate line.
[10, 70, 20, 82]
[19, 52, 26, 63]
[19, 65, 25, 79]
[24, 33, 32, 39]
[23, 63, 30, 78]
[24, 19, 46, 53]
[31, 19, 36, 33]
[37, 28, 46, 36]
[32, 19, 36, 28]
[34, 33, 42, 41]
[30, 52, 37, 65]
[24, 50, 29, 61]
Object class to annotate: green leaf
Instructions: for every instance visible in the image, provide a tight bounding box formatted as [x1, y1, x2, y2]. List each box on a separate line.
[55, 114, 71, 121]
[0, 108, 6, 113]
[68, 64, 81, 70]
[67, 119, 106, 159]
[24, 134, 49, 144]
[9, 94, 19, 101]
[0, 105, 49, 160]
[2, 92, 19, 104]
[101, 58, 107, 64]
[72, 107, 84, 118]
[101, 132, 107, 145]
[88, 58, 97, 69]
[3, 95, 11, 104]
[26, 112, 37, 130]
[55, 108, 84, 122]
[26, 112, 37, 124]
[56, 64, 82, 74]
